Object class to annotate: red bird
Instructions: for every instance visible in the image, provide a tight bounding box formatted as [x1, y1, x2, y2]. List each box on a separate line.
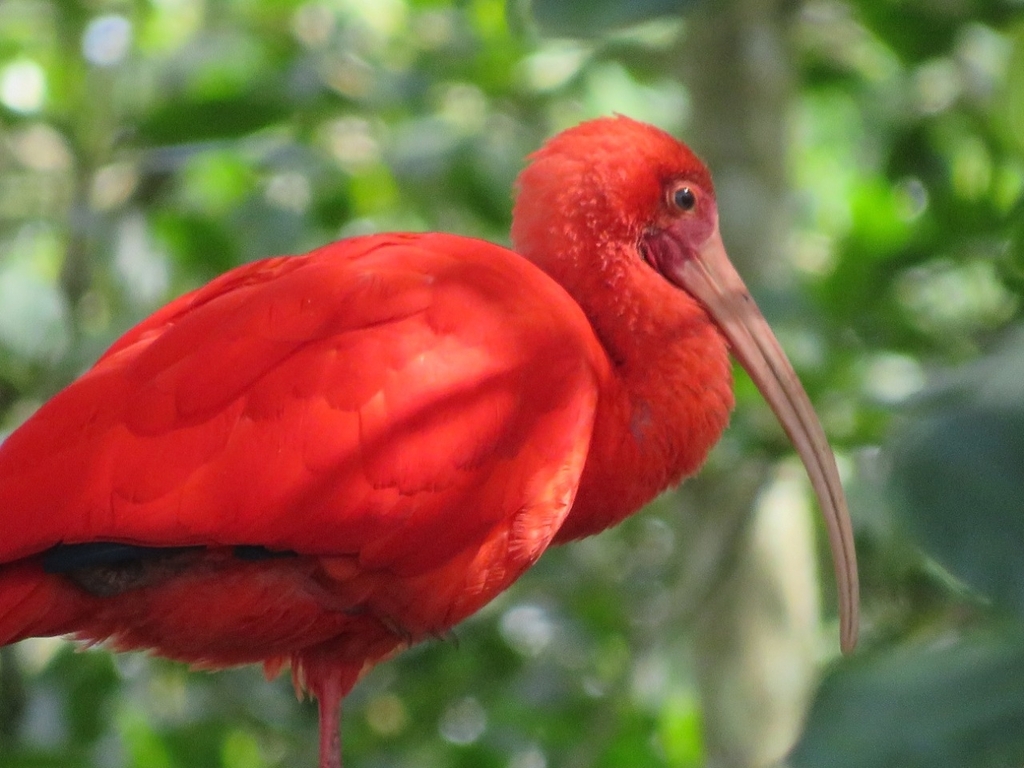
[0, 116, 858, 767]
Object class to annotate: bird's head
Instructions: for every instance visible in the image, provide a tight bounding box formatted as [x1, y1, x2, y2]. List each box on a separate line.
[512, 115, 859, 653]
[512, 115, 718, 300]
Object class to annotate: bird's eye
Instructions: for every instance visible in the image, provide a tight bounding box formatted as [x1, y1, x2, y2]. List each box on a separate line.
[672, 186, 696, 212]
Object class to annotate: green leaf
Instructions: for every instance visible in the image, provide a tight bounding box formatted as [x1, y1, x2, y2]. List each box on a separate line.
[523, 0, 699, 38]
[887, 328, 1024, 617]
[137, 95, 291, 145]
[792, 632, 1024, 768]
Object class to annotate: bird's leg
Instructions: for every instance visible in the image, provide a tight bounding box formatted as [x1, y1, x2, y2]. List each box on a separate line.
[301, 655, 360, 768]
[318, 677, 344, 768]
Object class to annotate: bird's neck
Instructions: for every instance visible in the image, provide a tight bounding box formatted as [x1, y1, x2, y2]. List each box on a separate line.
[550, 256, 735, 543]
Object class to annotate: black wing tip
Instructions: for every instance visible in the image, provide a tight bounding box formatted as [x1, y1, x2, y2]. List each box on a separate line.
[40, 542, 298, 573]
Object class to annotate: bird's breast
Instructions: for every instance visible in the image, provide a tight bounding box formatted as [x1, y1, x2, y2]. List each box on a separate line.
[553, 321, 734, 543]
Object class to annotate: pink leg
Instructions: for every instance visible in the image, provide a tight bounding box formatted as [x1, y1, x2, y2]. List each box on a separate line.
[318, 673, 345, 768]
[300, 655, 361, 768]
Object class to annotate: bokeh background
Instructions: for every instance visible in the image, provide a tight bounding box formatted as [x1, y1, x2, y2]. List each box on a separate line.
[2, 0, 1024, 766]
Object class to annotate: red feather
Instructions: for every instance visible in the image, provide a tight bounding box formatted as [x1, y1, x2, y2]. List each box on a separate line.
[0, 116, 857, 768]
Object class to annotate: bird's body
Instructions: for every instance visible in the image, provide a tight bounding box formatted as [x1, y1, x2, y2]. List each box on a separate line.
[0, 117, 856, 768]
[0, 229, 728, 673]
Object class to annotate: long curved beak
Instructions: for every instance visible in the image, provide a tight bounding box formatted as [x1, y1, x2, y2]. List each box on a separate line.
[656, 224, 859, 653]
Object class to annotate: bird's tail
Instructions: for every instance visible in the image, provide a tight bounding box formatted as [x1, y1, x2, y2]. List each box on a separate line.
[0, 561, 89, 646]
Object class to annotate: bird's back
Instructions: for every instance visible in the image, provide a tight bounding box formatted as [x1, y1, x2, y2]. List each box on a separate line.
[0, 232, 608, 683]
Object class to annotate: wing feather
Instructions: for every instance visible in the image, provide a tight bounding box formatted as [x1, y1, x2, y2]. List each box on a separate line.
[0, 233, 608, 578]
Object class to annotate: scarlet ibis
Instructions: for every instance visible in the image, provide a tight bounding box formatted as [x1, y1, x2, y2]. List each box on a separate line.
[0, 116, 857, 767]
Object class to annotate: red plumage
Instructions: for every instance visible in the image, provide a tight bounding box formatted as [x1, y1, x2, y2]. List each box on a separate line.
[0, 116, 857, 768]
[0, 232, 604, 652]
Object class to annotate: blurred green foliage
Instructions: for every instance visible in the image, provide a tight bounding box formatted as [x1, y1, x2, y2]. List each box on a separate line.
[1, 0, 1024, 766]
